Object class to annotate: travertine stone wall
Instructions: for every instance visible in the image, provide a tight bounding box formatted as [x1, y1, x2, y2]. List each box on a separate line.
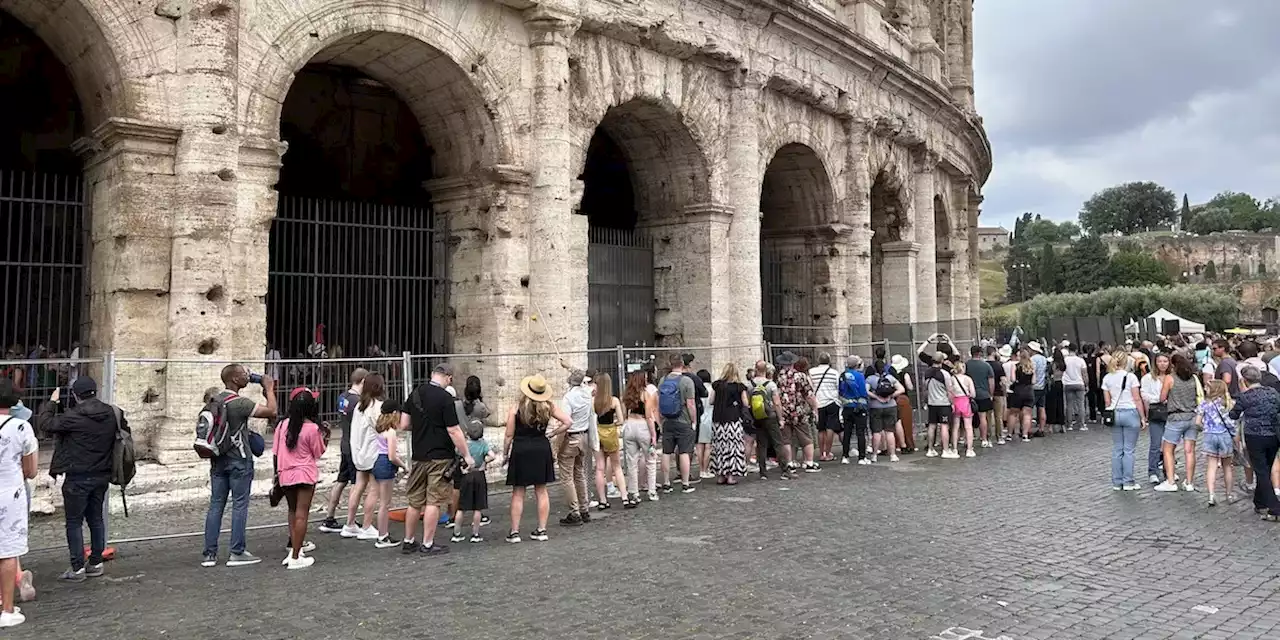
[7, 0, 989, 460]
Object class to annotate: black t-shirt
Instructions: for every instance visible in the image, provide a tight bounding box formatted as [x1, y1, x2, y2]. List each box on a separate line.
[337, 390, 360, 457]
[989, 360, 1006, 397]
[683, 372, 708, 424]
[407, 382, 459, 461]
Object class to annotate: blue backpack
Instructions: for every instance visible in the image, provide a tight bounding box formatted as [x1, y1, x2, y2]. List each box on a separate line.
[658, 376, 684, 419]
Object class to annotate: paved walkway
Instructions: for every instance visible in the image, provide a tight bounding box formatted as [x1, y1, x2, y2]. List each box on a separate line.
[14, 426, 1280, 639]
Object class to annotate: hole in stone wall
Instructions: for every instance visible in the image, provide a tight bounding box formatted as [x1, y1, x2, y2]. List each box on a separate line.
[206, 284, 224, 302]
[210, 4, 230, 17]
[142, 388, 160, 403]
[211, 124, 227, 135]
[216, 168, 235, 181]
[197, 338, 219, 355]
[520, 275, 530, 288]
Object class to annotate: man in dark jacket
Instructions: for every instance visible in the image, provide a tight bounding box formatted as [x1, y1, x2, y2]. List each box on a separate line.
[38, 376, 123, 583]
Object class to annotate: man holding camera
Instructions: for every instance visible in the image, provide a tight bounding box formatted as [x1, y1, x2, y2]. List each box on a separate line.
[201, 364, 276, 568]
[37, 377, 123, 582]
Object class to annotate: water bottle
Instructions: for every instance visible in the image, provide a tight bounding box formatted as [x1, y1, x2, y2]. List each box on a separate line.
[248, 373, 263, 385]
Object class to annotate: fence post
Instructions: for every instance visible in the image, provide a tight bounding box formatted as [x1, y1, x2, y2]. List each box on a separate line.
[762, 340, 771, 363]
[102, 351, 115, 545]
[401, 351, 414, 400]
[615, 344, 625, 390]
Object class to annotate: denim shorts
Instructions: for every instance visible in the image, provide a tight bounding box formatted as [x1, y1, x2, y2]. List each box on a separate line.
[1202, 432, 1234, 457]
[1162, 419, 1199, 445]
[371, 454, 397, 481]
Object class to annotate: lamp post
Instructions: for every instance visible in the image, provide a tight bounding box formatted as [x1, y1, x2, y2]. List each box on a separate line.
[1012, 262, 1032, 302]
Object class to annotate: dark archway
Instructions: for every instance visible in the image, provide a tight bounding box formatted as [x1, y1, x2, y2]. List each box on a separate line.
[869, 168, 907, 332]
[759, 143, 836, 343]
[0, 12, 87, 370]
[934, 194, 953, 326]
[269, 32, 491, 362]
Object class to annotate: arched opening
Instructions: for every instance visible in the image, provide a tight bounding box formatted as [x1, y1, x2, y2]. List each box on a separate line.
[581, 98, 710, 359]
[270, 32, 493, 361]
[759, 143, 836, 344]
[869, 168, 907, 332]
[934, 194, 954, 329]
[0, 12, 87, 376]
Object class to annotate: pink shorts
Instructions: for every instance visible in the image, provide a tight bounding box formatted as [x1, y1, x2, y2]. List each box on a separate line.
[952, 396, 973, 418]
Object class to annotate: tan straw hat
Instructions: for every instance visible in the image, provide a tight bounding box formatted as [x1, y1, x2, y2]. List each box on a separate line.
[520, 374, 554, 402]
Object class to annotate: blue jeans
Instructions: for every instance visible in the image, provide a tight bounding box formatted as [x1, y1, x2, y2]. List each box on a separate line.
[203, 456, 254, 556]
[63, 473, 109, 571]
[1146, 420, 1165, 478]
[1111, 409, 1140, 486]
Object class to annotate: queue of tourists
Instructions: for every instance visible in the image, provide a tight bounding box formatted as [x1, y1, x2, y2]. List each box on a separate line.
[4, 332, 1280, 629]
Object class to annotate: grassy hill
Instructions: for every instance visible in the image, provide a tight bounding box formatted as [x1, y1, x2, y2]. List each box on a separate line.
[979, 258, 1006, 307]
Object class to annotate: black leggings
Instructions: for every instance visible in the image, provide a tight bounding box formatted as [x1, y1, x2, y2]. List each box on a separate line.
[1246, 434, 1280, 516]
[840, 408, 868, 460]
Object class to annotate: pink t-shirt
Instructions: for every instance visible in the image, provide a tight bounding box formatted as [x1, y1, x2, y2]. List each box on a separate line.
[272, 419, 326, 487]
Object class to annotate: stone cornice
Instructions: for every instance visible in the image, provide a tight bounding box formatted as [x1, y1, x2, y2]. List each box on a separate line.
[72, 118, 182, 169]
[525, 5, 580, 47]
[423, 165, 532, 205]
[880, 240, 921, 256]
[639, 203, 734, 228]
[238, 136, 288, 170]
[761, 223, 856, 241]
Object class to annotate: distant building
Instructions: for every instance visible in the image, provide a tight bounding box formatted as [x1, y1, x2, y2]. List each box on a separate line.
[977, 227, 1010, 251]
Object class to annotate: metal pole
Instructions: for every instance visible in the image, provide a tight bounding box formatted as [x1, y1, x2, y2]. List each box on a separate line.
[401, 351, 414, 400]
[101, 351, 115, 543]
[615, 344, 625, 392]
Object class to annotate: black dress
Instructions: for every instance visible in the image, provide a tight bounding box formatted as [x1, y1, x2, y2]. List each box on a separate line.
[506, 413, 556, 487]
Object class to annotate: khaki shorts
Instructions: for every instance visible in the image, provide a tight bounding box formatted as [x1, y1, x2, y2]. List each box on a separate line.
[406, 459, 453, 509]
[781, 415, 814, 447]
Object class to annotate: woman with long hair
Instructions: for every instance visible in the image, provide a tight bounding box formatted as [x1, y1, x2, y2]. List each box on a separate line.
[1103, 351, 1146, 490]
[1153, 353, 1201, 492]
[710, 363, 750, 484]
[274, 388, 328, 568]
[950, 360, 977, 458]
[1046, 349, 1066, 435]
[621, 370, 659, 504]
[367, 400, 405, 548]
[344, 372, 385, 539]
[590, 373, 628, 509]
[504, 375, 573, 542]
[1009, 348, 1036, 442]
[1140, 353, 1172, 484]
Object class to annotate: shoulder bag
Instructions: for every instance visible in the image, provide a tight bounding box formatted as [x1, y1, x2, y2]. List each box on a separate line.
[1102, 374, 1130, 424]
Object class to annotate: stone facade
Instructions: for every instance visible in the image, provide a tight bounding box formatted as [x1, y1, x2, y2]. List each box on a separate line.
[977, 226, 1009, 252]
[3, 0, 989, 460]
[1103, 232, 1280, 280]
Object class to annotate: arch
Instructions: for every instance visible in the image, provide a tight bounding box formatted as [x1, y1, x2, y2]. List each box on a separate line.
[869, 164, 910, 329]
[0, 0, 138, 128]
[576, 97, 713, 221]
[243, 8, 520, 177]
[760, 143, 837, 231]
[933, 194, 951, 252]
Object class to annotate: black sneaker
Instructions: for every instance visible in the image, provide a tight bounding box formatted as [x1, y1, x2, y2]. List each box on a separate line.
[579, 510, 591, 523]
[624, 498, 638, 509]
[469, 535, 483, 543]
[401, 539, 418, 554]
[596, 502, 611, 511]
[530, 529, 549, 541]
[480, 515, 491, 527]
[559, 512, 583, 527]
[662, 484, 675, 494]
[318, 518, 343, 533]
[419, 543, 450, 556]
[779, 472, 792, 480]
[450, 533, 467, 543]
[506, 532, 522, 544]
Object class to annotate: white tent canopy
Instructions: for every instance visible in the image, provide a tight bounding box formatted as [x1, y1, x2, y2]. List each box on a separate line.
[1125, 308, 1205, 335]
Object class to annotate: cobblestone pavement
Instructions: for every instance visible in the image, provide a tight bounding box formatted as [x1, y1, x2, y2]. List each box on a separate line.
[14, 425, 1280, 639]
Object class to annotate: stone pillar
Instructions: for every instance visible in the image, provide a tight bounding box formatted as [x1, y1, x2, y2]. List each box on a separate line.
[725, 71, 765, 350]
[426, 166, 534, 398]
[967, 189, 984, 334]
[644, 203, 733, 349]
[525, 7, 587, 365]
[880, 240, 920, 324]
[74, 118, 182, 459]
[935, 249, 955, 326]
[913, 151, 939, 323]
[843, 119, 874, 346]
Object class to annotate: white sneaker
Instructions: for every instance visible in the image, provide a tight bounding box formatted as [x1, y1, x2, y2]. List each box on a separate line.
[997, 438, 1006, 445]
[606, 483, 622, 499]
[1067, 426, 1075, 431]
[965, 449, 976, 458]
[1079, 426, 1089, 431]
[1182, 482, 1197, 492]
[588, 500, 600, 508]
[356, 526, 379, 541]
[981, 440, 992, 448]
[857, 458, 871, 465]
[866, 446, 874, 455]
[286, 554, 315, 570]
[0, 611, 25, 627]
[339, 524, 361, 538]
[869, 454, 878, 464]
[926, 449, 939, 458]
[1149, 474, 1161, 484]
[699, 471, 714, 480]
[647, 492, 659, 502]
[283, 540, 317, 553]
[840, 457, 850, 465]
[1154, 481, 1179, 492]
[889, 455, 900, 463]
[941, 450, 960, 459]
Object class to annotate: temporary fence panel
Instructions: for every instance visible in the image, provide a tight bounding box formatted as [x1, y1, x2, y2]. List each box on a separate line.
[587, 227, 655, 376]
[0, 170, 86, 364]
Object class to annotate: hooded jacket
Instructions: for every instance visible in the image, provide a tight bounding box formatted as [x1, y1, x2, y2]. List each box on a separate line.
[38, 396, 121, 477]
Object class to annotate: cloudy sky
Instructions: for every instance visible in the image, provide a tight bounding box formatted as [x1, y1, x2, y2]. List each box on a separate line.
[974, 0, 1280, 230]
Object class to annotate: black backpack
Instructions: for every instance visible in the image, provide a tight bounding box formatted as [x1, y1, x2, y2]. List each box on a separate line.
[874, 367, 896, 398]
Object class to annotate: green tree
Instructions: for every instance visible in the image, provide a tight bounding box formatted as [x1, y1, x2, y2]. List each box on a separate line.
[1021, 215, 1081, 246]
[1020, 284, 1237, 339]
[1003, 241, 1038, 303]
[1108, 251, 1172, 287]
[1185, 206, 1233, 235]
[1204, 260, 1218, 282]
[1180, 193, 1191, 228]
[1079, 181, 1178, 235]
[1231, 264, 1243, 281]
[1058, 235, 1111, 294]
[1038, 242, 1060, 294]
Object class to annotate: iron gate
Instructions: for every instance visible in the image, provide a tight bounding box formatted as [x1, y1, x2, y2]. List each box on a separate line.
[267, 195, 447, 361]
[760, 238, 820, 345]
[588, 226, 654, 375]
[0, 170, 86, 358]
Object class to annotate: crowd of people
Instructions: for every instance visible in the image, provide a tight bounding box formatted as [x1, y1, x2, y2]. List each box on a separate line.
[5, 331, 1280, 628]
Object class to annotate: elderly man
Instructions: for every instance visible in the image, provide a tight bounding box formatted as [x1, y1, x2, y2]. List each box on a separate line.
[1230, 365, 1280, 519]
[558, 370, 598, 525]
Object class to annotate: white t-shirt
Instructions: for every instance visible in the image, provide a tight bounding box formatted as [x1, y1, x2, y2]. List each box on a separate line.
[808, 364, 840, 408]
[1062, 355, 1088, 387]
[1139, 373, 1165, 405]
[1102, 372, 1140, 411]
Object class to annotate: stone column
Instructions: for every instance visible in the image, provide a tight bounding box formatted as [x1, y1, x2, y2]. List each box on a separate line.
[880, 240, 921, 324]
[74, 118, 182, 459]
[725, 71, 765, 350]
[426, 166, 534, 399]
[913, 150, 939, 324]
[935, 249, 955, 326]
[643, 203, 734, 350]
[843, 119, 874, 346]
[524, 7, 587, 366]
[967, 189, 984, 335]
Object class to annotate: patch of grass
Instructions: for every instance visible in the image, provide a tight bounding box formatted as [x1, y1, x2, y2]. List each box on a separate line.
[978, 259, 1006, 306]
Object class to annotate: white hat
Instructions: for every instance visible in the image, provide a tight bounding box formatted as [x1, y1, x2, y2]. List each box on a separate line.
[997, 345, 1013, 359]
[1060, 339, 1071, 348]
[1027, 341, 1043, 354]
[890, 354, 910, 371]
